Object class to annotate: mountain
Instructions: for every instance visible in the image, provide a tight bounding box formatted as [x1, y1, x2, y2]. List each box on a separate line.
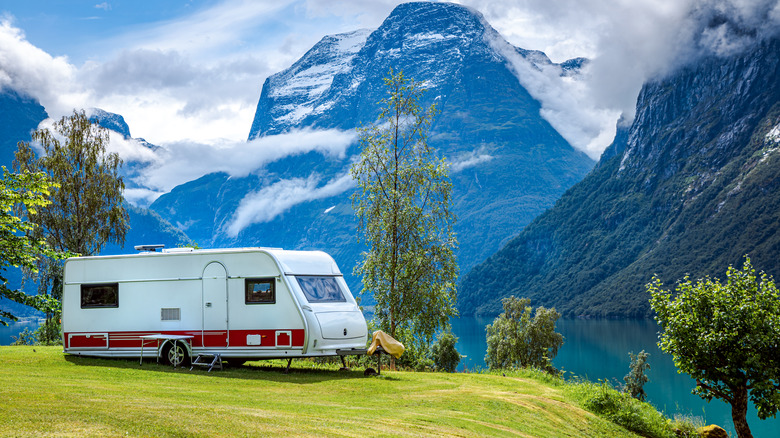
[0, 89, 48, 168]
[459, 37, 780, 318]
[87, 108, 132, 139]
[151, 2, 595, 295]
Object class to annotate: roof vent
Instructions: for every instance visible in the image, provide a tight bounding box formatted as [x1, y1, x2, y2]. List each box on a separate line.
[134, 244, 165, 252]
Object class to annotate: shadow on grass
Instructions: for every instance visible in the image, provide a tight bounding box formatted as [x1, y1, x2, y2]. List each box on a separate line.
[62, 354, 402, 383]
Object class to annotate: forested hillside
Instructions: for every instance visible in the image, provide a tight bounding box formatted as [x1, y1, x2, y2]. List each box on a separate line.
[460, 37, 780, 318]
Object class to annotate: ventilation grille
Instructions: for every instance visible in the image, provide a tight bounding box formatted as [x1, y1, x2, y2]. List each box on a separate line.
[161, 308, 181, 321]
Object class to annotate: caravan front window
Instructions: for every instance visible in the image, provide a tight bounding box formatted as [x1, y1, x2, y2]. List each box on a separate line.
[296, 276, 346, 303]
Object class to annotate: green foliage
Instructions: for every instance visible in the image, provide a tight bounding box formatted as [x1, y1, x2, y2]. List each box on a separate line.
[351, 69, 458, 355]
[572, 379, 697, 438]
[431, 328, 461, 372]
[34, 318, 62, 346]
[649, 256, 780, 438]
[485, 296, 563, 373]
[14, 109, 128, 256]
[0, 167, 61, 325]
[624, 350, 650, 401]
[11, 328, 37, 345]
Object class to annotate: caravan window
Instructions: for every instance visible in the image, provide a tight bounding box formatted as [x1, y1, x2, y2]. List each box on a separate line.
[245, 278, 275, 304]
[296, 276, 346, 303]
[81, 283, 119, 308]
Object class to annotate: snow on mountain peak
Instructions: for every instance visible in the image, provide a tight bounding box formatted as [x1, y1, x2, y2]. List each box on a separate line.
[263, 29, 371, 127]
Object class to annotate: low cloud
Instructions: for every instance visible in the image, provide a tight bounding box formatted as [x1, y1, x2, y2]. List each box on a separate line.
[466, 0, 780, 159]
[225, 172, 354, 237]
[122, 127, 356, 195]
[449, 147, 494, 173]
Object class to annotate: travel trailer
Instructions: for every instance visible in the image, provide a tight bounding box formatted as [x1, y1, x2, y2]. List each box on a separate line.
[62, 246, 368, 367]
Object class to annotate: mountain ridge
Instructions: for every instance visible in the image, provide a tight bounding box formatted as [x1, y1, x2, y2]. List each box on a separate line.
[459, 36, 780, 318]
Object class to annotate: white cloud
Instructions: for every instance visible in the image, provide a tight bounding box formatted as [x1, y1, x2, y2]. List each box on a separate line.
[462, 0, 780, 158]
[129, 127, 356, 194]
[0, 19, 84, 117]
[449, 146, 494, 172]
[5, 0, 780, 184]
[95, 3, 111, 11]
[225, 172, 354, 236]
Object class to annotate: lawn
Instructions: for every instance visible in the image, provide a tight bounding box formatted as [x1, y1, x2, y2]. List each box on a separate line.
[0, 346, 641, 437]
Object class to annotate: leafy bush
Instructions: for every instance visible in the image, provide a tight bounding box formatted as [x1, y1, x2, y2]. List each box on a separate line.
[11, 328, 36, 346]
[485, 296, 563, 373]
[569, 379, 699, 438]
[431, 329, 461, 372]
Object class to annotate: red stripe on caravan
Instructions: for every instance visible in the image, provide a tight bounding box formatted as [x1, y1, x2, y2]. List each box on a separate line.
[64, 329, 306, 349]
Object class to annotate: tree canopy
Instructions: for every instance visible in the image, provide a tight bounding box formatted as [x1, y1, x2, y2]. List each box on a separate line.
[648, 257, 780, 438]
[351, 69, 458, 357]
[14, 109, 128, 256]
[485, 296, 564, 372]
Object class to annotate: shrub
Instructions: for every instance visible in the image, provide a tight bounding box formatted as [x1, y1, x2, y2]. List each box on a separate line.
[431, 329, 461, 372]
[570, 379, 699, 438]
[485, 296, 563, 373]
[11, 328, 37, 346]
[623, 350, 650, 401]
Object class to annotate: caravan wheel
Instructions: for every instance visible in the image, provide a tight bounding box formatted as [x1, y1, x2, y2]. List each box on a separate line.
[163, 341, 190, 367]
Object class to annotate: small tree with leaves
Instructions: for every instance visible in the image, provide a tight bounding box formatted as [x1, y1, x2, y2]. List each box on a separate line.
[648, 256, 780, 438]
[14, 110, 128, 343]
[431, 328, 461, 373]
[485, 296, 564, 373]
[623, 350, 650, 401]
[0, 167, 61, 326]
[351, 69, 458, 365]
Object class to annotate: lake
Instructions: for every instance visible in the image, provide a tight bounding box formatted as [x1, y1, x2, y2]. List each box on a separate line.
[0, 318, 43, 345]
[451, 317, 778, 437]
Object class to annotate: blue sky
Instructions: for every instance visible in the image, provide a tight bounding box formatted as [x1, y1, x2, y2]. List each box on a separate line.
[1, 0, 778, 207]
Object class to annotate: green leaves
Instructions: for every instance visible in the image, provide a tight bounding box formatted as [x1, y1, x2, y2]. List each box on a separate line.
[14, 109, 128, 256]
[0, 167, 61, 325]
[485, 296, 564, 372]
[351, 69, 458, 354]
[648, 257, 780, 437]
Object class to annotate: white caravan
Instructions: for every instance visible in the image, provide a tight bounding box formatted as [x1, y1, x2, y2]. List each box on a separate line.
[62, 247, 368, 366]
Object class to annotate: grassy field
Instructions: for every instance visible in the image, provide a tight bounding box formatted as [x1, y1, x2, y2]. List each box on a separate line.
[0, 346, 646, 437]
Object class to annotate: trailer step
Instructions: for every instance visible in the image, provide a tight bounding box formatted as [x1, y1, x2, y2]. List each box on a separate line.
[190, 353, 223, 372]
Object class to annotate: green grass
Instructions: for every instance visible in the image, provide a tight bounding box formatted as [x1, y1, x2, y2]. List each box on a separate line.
[0, 346, 647, 437]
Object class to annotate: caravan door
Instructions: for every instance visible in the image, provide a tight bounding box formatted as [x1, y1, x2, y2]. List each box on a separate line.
[202, 262, 228, 347]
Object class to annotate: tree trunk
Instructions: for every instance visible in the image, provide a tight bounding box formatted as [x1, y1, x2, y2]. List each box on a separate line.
[731, 386, 753, 438]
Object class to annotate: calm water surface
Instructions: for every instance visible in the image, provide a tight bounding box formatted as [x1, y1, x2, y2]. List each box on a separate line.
[0, 318, 43, 345]
[451, 317, 779, 438]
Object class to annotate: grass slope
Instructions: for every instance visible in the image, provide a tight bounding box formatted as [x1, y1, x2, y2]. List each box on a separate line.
[0, 347, 639, 437]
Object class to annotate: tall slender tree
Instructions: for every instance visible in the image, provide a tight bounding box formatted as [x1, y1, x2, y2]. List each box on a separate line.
[351, 69, 458, 362]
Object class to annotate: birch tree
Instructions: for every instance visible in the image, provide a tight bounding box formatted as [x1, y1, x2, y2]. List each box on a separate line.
[351, 69, 458, 361]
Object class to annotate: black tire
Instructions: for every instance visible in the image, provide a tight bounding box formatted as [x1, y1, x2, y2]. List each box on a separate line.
[163, 341, 190, 367]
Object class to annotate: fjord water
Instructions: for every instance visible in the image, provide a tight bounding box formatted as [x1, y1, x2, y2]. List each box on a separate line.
[451, 317, 779, 437]
[0, 318, 42, 345]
